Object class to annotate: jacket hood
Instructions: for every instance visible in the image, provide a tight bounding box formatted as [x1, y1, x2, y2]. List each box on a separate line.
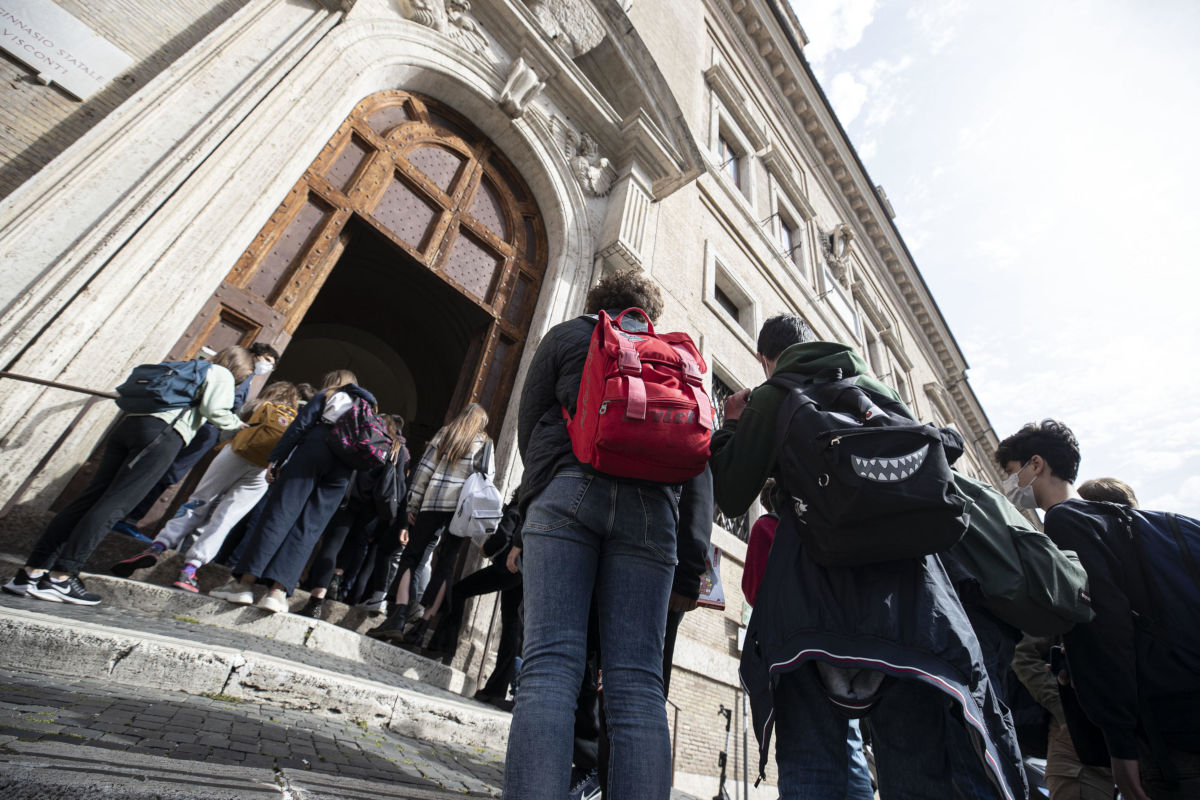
[774, 341, 869, 377]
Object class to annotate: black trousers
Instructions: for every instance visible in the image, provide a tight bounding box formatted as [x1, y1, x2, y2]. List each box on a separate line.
[428, 561, 523, 690]
[233, 432, 352, 593]
[305, 501, 378, 591]
[28, 416, 183, 574]
[393, 511, 456, 607]
[126, 422, 219, 521]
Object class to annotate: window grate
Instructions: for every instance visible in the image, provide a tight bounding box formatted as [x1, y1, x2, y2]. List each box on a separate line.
[711, 374, 751, 542]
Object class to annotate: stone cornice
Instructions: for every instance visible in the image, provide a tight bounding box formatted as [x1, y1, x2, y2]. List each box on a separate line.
[707, 0, 994, 445]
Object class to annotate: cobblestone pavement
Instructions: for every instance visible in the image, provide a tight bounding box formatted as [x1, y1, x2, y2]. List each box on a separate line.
[0, 670, 504, 798]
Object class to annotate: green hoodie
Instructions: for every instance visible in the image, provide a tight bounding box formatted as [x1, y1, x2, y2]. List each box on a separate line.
[709, 341, 901, 517]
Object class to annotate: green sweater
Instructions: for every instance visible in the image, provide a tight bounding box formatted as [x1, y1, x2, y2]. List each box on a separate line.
[709, 341, 901, 517]
[129, 364, 243, 445]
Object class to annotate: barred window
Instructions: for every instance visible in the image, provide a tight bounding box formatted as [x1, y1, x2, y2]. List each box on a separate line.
[711, 374, 750, 542]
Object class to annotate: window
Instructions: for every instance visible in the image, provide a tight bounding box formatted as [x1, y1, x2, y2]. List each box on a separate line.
[713, 284, 740, 319]
[718, 134, 741, 188]
[822, 266, 861, 341]
[703, 247, 758, 349]
[711, 374, 750, 542]
[777, 214, 801, 265]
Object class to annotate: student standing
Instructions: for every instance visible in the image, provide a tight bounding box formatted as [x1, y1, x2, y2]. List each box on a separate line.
[366, 403, 492, 640]
[4, 347, 253, 604]
[996, 421, 1200, 800]
[502, 269, 709, 800]
[209, 370, 375, 613]
[109, 381, 302, 592]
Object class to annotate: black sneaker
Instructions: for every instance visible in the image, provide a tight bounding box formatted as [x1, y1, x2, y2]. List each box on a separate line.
[26, 575, 101, 605]
[2, 568, 37, 597]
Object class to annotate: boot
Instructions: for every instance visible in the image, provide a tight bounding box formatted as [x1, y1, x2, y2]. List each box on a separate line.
[402, 617, 430, 646]
[366, 604, 408, 641]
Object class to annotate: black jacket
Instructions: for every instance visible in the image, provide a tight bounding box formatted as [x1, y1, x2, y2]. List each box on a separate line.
[712, 344, 1026, 798]
[269, 384, 377, 465]
[1044, 499, 1200, 760]
[515, 312, 713, 597]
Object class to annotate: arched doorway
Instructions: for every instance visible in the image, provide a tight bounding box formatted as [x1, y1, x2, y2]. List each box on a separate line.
[173, 90, 548, 446]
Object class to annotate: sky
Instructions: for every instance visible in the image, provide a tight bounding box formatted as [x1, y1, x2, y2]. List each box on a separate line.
[791, 0, 1200, 515]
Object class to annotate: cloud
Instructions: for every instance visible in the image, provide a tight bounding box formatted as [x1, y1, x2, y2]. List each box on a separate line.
[906, 0, 967, 54]
[828, 72, 869, 125]
[796, 0, 880, 64]
[1144, 475, 1200, 518]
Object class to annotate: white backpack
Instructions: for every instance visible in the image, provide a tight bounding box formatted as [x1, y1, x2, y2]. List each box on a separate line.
[449, 440, 503, 545]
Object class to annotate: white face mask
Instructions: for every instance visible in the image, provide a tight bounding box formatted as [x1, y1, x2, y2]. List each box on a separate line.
[1002, 462, 1038, 510]
[254, 359, 274, 376]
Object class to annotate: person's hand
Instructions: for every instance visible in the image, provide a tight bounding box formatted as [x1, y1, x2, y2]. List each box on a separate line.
[1110, 757, 1151, 800]
[407, 512, 416, 526]
[724, 388, 751, 422]
[506, 546, 521, 573]
[399, 528, 409, 546]
[668, 592, 698, 613]
[265, 463, 277, 484]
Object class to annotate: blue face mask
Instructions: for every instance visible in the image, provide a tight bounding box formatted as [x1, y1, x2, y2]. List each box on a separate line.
[1002, 461, 1038, 509]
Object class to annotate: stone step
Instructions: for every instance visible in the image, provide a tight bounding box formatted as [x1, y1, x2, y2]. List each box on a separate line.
[0, 592, 511, 752]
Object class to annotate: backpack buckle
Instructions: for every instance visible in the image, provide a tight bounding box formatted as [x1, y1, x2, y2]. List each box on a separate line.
[618, 347, 642, 375]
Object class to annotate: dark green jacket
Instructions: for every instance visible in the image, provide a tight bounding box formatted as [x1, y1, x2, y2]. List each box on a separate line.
[709, 341, 900, 517]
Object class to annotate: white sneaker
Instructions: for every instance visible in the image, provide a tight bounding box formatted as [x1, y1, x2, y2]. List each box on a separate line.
[357, 593, 387, 614]
[210, 580, 254, 605]
[257, 589, 288, 614]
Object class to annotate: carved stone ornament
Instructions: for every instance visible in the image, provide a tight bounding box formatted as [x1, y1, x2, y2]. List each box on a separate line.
[499, 57, 545, 118]
[523, 0, 606, 58]
[397, 0, 490, 56]
[550, 116, 615, 197]
[821, 222, 854, 289]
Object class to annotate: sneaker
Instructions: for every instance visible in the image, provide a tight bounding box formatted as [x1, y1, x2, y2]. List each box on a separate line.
[296, 596, 323, 619]
[111, 545, 162, 578]
[172, 571, 200, 593]
[568, 768, 600, 800]
[257, 588, 288, 614]
[357, 593, 387, 615]
[26, 574, 101, 605]
[111, 520, 152, 542]
[2, 568, 38, 597]
[210, 580, 254, 605]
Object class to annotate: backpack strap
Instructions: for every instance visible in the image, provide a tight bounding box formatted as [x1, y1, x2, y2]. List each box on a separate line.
[670, 344, 714, 431]
[615, 331, 647, 421]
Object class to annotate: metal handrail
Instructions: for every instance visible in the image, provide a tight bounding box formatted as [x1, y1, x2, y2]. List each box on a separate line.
[0, 370, 118, 399]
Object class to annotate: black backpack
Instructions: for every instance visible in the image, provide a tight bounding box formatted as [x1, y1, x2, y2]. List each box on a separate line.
[768, 370, 969, 566]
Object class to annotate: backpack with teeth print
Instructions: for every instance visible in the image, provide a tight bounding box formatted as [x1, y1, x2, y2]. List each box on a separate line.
[767, 371, 969, 566]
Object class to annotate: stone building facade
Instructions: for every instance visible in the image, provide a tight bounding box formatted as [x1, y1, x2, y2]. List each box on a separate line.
[0, 0, 1002, 795]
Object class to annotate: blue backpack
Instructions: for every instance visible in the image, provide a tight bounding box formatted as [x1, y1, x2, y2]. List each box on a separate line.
[1099, 503, 1200, 673]
[115, 360, 211, 413]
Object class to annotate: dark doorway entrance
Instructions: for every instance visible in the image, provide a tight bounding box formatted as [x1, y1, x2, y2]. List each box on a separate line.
[275, 217, 492, 455]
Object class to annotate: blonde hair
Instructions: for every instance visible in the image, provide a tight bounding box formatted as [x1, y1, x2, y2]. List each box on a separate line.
[254, 381, 300, 410]
[320, 370, 358, 391]
[212, 346, 254, 384]
[436, 403, 489, 464]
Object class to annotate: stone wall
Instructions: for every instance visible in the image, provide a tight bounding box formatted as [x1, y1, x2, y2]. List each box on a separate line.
[0, 0, 251, 199]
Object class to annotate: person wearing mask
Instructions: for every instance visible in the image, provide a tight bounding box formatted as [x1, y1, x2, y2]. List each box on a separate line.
[996, 421, 1200, 800]
[4, 346, 253, 604]
[114, 342, 279, 536]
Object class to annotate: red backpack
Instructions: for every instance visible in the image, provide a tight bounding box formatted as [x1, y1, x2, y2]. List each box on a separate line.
[564, 309, 713, 482]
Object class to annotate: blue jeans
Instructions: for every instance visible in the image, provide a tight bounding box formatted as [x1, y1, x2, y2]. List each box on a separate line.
[775, 663, 1001, 799]
[504, 470, 678, 800]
